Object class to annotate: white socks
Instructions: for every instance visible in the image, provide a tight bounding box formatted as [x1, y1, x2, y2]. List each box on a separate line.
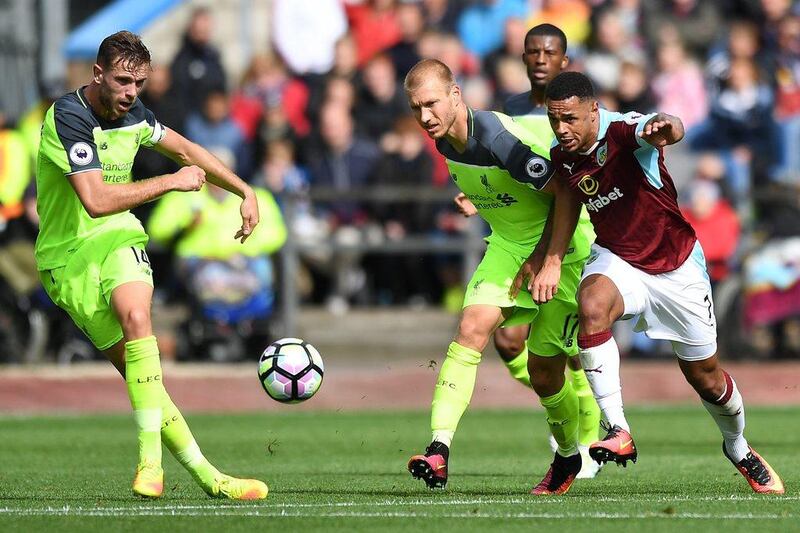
[701, 370, 749, 462]
[578, 331, 630, 432]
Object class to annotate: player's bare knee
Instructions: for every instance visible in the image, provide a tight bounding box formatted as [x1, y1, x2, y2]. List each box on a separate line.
[493, 334, 525, 361]
[528, 355, 566, 396]
[121, 307, 152, 338]
[456, 317, 491, 352]
[578, 298, 614, 334]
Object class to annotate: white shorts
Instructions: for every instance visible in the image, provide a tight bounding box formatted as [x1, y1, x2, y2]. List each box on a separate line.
[582, 242, 717, 361]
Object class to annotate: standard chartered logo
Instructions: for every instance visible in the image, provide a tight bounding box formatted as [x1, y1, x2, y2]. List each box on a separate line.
[585, 187, 624, 213]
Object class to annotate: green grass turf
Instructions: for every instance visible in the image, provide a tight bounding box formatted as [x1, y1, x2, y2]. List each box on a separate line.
[0, 406, 796, 532]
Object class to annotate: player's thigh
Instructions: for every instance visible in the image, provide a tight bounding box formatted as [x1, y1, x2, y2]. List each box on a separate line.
[464, 244, 538, 328]
[579, 245, 641, 326]
[103, 244, 155, 337]
[528, 261, 582, 358]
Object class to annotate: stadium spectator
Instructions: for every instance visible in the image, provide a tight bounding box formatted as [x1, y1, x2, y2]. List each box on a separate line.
[461, 74, 495, 111]
[641, 0, 722, 58]
[254, 139, 311, 213]
[0, 111, 37, 299]
[231, 54, 310, 142]
[614, 61, 656, 114]
[482, 17, 528, 87]
[688, 57, 776, 205]
[771, 15, 800, 184]
[306, 103, 380, 225]
[272, 0, 348, 75]
[169, 7, 227, 129]
[354, 54, 408, 141]
[345, 0, 402, 66]
[387, 1, 425, 78]
[681, 177, 741, 286]
[422, 0, 461, 33]
[706, 20, 768, 97]
[584, 7, 644, 93]
[652, 39, 708, 130]
[185, 90, 249, 178]
[492, 57, 530, 109]
[436, 33, 479, 85]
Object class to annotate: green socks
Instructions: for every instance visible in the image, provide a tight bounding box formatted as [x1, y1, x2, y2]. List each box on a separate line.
[125, 336, 165, 466]
[570, 367, 602, 446]
[431, 342, 482, 447]
[540, 380, 579, 457]
[504, 347, 532, 388]
[161, 392, 221, 493]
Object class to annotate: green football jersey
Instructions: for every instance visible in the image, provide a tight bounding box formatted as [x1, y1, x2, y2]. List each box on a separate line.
[35, 87, 166, 270]
[437, 108, 592, 262]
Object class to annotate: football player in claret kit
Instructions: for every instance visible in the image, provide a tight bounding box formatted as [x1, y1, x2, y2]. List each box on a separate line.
[517, 71, 784, 493]
[405, 58, 596, 495]
[35, 31, 267, 499]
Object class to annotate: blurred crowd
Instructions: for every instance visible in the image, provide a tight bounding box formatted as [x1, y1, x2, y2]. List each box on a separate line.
[2, 0, 800, 361]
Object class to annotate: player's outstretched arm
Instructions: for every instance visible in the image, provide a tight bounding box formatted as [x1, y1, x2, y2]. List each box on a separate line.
[638, 113, 685, 148]
[155, 127, 259, 243]
[67, 166, 206, 218]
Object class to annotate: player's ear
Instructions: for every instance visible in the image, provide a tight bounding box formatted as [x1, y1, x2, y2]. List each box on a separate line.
[561, 54, 569, 69]
[451, 83, 461, 102]
[92, 63, 103, 84]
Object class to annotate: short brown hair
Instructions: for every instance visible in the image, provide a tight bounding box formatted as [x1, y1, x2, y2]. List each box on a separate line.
[404, 59, 455, 93]
[96, 31, 151, 70]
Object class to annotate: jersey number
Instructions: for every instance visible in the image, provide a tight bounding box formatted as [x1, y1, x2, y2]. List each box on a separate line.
[130, 247, 150, 266]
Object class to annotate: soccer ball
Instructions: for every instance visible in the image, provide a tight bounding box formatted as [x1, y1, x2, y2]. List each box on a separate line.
[258, 338, 324, 403]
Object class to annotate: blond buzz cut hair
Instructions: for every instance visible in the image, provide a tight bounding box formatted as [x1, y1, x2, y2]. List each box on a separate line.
[404, 59, 455, 93]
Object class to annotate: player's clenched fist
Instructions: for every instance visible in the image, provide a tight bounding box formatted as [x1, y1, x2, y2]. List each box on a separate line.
[174, 165, 206, 191]
[453, 192, 478, 217]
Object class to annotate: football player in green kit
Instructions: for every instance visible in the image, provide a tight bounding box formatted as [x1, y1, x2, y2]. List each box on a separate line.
[405, 58, 593, 495]
[35, 31, 267, 499]
[454, 24, 602, 479]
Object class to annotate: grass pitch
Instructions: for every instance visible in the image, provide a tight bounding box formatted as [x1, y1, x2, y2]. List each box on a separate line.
[0, 406, 796, 532]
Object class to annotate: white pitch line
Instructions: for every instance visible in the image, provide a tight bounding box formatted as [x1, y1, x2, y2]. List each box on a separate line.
[0, 494, 796, 516]
[0, 508, 792, 520]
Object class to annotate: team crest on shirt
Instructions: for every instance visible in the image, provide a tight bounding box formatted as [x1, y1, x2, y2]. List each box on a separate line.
[69, 142, 93, 166]
[578, 174, 599, 196]
[596, 143, 608, 166]
[480, 174, 495, 193]
[525, 156, 549, 179]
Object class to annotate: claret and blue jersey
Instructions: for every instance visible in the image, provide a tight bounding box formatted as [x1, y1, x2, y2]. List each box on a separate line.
[550, 109, 697, 274]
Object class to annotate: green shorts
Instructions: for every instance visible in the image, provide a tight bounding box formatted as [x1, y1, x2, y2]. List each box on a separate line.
[39, 231, 152, 350]
[463, 243, 582, 357]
